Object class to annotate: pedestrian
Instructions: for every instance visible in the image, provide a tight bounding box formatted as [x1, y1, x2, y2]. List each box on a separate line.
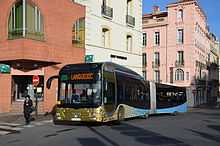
[23, 95, 33, 125]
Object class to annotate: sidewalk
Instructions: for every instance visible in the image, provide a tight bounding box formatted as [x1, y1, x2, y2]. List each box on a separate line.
[0, 112, 52, 125]
[187, 103, 220, 114]
[194, 103, 220, 110]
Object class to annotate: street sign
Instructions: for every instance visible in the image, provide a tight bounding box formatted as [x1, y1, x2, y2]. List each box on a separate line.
[0, 64, 10, 74]
[32, 75, 40, 87]
[85, 55, 94, 63]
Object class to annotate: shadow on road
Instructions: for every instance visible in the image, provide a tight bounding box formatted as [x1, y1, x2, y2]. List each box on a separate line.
[110, 123, 190, 146]
[87, 122, 190, 146]
[78, 138, 106, 146]
[208, 125, 220, 133]
[187, 129, 220, 143]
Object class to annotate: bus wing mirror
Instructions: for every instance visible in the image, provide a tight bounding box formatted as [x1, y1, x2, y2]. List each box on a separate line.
[104, 97, 107, 104]
[104, 80, 108, 91]
[46, 75, 59, 89]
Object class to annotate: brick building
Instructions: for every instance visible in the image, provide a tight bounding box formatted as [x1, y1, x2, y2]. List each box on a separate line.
[143, 0, 216, 107]
[0, 0, 85, 113]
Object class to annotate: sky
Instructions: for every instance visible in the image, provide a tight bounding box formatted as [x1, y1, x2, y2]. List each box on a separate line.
[142, 0, 220, 39]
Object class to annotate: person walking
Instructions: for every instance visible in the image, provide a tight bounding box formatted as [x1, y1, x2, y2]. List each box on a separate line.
[23, 95, 33, 125]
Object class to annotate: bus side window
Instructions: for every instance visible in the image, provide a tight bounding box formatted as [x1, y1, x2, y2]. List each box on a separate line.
[125, 84, 132, 102]
[117, 83, 124, 102]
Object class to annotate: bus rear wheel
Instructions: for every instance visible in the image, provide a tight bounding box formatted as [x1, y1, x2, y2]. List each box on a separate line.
[117, 107, 125, 122]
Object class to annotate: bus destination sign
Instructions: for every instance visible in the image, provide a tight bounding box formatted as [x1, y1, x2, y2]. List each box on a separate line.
[71, 73, 94, 81]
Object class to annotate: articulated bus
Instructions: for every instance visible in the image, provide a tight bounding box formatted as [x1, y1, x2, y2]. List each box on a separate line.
[149, 82, 187, 115]
[47, 62, 150, 123]
[47, 62, 187, 123]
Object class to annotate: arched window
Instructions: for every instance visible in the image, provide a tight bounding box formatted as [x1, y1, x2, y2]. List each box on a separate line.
[126, 35, 132, 51]
[177, 9, 183, 20]
[175, 69, 184, 81]
[72, 17, 85, 48]
[102, 28, 110, 48]
[8, 0, 44, 40]
[127, 0, 133, 16]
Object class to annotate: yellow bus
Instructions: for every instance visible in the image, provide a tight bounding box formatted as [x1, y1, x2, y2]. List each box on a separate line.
[46, 62, 150, 123]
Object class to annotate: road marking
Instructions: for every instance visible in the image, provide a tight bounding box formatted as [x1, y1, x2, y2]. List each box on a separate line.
[0, 120, 53, 136]
[23, 125, 34, 128]
[0, 122, 22, 127]
[22, 120, 53, 128]
[0, 124, 23, 136]
[0, 131, 11, 136]
[0, 126, 23, 131]
[41, 120, 53, 123]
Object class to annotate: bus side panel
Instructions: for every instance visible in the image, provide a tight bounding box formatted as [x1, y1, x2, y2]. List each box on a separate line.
[102, 104, 149, 122]
[118, 104, 149, 119]
[150, 82, 156, 114]
[156, 102, 187, 114]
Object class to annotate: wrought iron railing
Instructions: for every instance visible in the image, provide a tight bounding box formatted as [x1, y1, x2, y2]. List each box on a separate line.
[101, 5, 113, 19]
[152, 61, 160, 68]
[126, 15, 135, 27]
[8, 28, 44, 41]
[175, 61, 184, 67]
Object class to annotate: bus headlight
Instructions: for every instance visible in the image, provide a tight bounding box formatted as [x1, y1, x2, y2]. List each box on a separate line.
[89, 112, 96, 117]
[96, 108, 103, 114]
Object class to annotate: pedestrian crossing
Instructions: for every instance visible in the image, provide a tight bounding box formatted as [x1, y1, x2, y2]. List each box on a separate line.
[0, 123, 22, 136]
[0, 120, 52, 136]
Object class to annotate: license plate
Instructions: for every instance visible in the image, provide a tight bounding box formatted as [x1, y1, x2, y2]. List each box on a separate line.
[71, 118, 81, 121]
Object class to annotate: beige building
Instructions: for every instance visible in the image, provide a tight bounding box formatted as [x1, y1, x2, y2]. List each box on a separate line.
[207, 33, 219, 105]
[73, 0, 143, 75]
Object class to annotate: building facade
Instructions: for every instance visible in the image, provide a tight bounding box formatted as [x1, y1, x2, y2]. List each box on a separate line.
[143, 0, 214, 107]
[0, 0, 85, 113]
[207, 33, 220, 105]
[73, 0, 143, 75]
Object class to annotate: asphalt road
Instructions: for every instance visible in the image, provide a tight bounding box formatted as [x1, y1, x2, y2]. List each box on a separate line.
[0, 108, 220, 146]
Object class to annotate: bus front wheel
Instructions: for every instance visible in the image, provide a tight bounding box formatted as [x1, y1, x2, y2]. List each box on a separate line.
[172, 111, 178, 116]
[117, 107, 125, 122]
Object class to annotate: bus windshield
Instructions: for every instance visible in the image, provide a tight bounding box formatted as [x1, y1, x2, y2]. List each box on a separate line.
[59, 81, 101, 106]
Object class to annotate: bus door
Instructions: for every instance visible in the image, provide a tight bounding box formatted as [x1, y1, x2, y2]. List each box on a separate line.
[103, 71, 117, 114]
[150, 82, 156, 114]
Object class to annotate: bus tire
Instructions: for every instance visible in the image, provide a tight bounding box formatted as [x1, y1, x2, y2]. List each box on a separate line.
[53, 120, 60, 125]
[117, 107, 125, 122]
[172, 111, 178, 116]
[142, 113, 149, 119]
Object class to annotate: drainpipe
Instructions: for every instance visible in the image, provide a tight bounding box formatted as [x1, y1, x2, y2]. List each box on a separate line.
[166, 25, 168, 82]
[13, 5, 15, 29]
[23, 0, 26, 37]
[35, 6, 38, 32]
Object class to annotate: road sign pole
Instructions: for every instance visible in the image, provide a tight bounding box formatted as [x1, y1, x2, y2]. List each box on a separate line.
[35, 94, 38, 118]
[32, 75, 40, 119]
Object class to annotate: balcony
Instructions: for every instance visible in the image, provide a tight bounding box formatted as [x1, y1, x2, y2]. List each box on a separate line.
[8, 28, 44, 41]
[0, 39, 63, 70]
[101, 5, 113, 19]
[152, 61, 160, 68]
[126, 15, 135, 27]
[175, 61, 184, 67]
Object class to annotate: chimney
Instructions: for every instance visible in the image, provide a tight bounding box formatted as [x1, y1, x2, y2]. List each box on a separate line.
[153, 6, 160, 14]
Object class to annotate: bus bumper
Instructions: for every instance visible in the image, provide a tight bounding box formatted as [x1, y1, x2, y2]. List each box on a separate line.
[54, 107, 103, 123]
